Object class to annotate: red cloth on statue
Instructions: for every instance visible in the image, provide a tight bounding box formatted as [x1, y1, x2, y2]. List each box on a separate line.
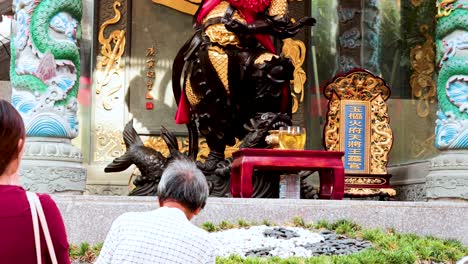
[0, 185, 71, 264]
[175, 92, 191, 124]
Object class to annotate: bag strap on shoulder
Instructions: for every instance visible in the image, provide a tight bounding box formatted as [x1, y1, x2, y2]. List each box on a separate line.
[26, 191, 41, 264]
[26, 191, 58, 264]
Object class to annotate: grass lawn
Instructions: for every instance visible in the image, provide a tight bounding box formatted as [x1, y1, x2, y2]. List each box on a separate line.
[70, 218, 468, 264]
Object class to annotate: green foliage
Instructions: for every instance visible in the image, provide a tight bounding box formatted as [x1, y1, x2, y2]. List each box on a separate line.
[217, 255, 332, 264]
[219, 220, 235, 230]
[314, 220, 332, 230]
[262, 219, 275, 226]
[292, 216, 306, 227]
[70, 219, 468, 263]
[330, 219, 361, 237]
[215, 219, 468, 263]
[201, 221, 218, 232]
[238, 219, 250, 228]
[72, 242, 90, 258]
[69, 242, 103, 263]
[291, 216, 314, 229]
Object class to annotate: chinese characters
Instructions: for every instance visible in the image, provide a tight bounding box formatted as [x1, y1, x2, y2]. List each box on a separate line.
[146, 46, 156, 102]
[343, 104, 368, 172]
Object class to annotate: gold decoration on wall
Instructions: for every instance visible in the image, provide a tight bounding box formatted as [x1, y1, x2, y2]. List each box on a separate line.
[370, 95, 393, 174]
[144, 136, 241, 161]
[95, 1, 126, 111]
[436, 0, 457, 20]
[324, 71, 393, 175]
[282, 38, 307, 113]
[324, 93, 341, 151]
[409, 25, 436, 117]
[345, 188, 396, 197]
[152, 0, 201, 15]
[94, 125, 125, 162]
[411, 134, 437, 159]
[345, 177, 386, 185]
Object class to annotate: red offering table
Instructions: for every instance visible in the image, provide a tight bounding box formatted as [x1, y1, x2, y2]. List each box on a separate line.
[231, 148, 345, 199]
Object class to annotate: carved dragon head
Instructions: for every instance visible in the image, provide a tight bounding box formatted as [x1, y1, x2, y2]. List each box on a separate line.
[240, 112, 292, 149]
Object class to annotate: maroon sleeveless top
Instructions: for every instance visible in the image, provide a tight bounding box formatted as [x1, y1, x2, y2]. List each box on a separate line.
[0, 185, 70, 264]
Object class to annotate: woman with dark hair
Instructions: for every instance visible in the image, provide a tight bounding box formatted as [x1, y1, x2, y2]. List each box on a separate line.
[0, 99, 71, 263]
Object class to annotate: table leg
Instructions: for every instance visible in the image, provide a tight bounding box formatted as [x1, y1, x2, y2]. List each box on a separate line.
[240, 163, 254, 198]
[330, 167, 345, 200]
[318, 169, 333, 199]
[231, 161, 241, 198]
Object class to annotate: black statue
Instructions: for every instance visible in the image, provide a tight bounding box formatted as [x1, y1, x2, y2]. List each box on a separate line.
[172, 0, 315, 174]
[105, 0, 315, 197]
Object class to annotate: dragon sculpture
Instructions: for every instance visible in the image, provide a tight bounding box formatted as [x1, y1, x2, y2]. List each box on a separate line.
[11, 0, 82, 138]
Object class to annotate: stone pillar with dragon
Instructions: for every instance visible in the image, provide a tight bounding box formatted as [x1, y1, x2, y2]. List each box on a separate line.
[426, 0, 468, 200]
[10, 0, 86, 193]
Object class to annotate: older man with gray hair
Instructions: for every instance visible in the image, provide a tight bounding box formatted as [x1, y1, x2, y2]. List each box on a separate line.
[95, 159, 218, 264]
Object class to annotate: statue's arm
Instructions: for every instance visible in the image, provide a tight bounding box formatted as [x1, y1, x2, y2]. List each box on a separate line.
[224, 0, 315, 39]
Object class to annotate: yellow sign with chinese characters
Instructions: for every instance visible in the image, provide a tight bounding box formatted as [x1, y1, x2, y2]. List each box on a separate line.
[324, 70, 393, 175]
[339, 101, 371, 174]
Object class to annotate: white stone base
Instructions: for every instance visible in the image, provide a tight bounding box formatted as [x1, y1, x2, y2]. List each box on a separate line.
[20, 137, 86, 194]
[426, 151, 468, 200]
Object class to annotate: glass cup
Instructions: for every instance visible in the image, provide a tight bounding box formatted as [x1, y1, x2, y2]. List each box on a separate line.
[278, 126, 306, 150]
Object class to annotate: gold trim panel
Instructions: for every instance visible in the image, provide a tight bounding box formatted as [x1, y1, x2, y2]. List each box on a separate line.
[324, 71, 390, 101]
[94, 124, 125, 162]
[370, 95, 392, 174]
[95, 1, 126, 111]
[345, 188, 396, 197]
[345, 177, 387, 186]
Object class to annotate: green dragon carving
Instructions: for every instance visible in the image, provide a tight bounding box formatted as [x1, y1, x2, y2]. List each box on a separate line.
[10, 0, 82, 106]
[10, 0, 82, 138]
